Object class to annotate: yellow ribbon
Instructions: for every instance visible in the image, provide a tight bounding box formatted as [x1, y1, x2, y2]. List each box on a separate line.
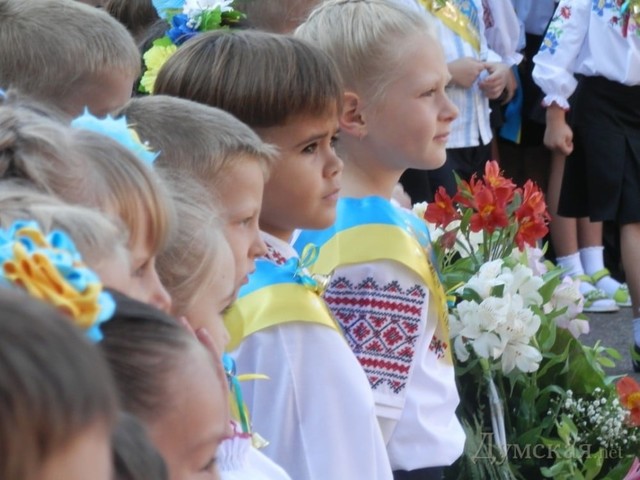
[419, 0, 481, 53]
[3, 243, 101, 328]
[224, 283, 340, 352]
[307, 224, 452, 365]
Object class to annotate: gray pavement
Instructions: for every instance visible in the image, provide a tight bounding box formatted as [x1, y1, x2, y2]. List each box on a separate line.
[581, 307, 640, 381]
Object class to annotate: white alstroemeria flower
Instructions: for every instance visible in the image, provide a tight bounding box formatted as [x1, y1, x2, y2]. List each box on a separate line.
[455, 297, 510, 359]
[183, 0, 234, 17]
[495, 295, 541, 345]
[549, 276, 584, 322]
[501, 341, 542, 374]
[501, 263, 544, 307]
[463, 259, 505, 298]
[524, 246, 548, 276]
[453, 335, 471, 362]
[556, 317, 590, 339]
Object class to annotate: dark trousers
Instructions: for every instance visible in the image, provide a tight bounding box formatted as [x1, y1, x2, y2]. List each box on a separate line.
[393, 466, 444, 480]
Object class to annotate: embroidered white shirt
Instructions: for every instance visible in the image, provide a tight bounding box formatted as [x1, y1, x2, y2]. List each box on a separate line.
[230, 231, 393, 480]
[532, 0, 640, 109]
[316, 200, 465, 471]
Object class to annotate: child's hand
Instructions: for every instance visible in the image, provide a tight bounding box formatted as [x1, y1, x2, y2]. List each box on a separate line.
[448, 57, 486, 89]
[479, 62, 510, 100]
[544, 104, 573, 155]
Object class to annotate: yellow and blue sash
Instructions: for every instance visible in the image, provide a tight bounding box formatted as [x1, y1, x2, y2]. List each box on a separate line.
[294, 196, 451, 363]
[223, 256, 339, 352]
[419, 0, 481, 53]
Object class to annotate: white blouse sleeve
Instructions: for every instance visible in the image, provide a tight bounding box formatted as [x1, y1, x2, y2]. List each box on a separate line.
[484, 0, 524, 66]
[532, 0, 590, 109]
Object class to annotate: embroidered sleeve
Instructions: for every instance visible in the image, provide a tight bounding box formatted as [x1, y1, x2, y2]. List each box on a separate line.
[532, 0, 591, 109]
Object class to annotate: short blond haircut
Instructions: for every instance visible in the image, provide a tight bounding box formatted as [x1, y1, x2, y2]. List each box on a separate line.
[156, 172, 230, 315]
[154, 30, 343, 129]
[0, 0, 139, 108]
[118, 95, 277, 190]
[295, 0, 434, 106]
[0, 182, 129, 271]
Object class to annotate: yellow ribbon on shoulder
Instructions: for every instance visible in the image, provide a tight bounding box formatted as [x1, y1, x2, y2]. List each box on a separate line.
[419, 0, 481, 53]
[224, 283, 340, 352]
[308, 224, 452, 365]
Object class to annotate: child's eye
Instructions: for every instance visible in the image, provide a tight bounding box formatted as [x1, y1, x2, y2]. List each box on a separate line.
[302, 143, 318, 154]
[132, 261, 149, 278]
[421, 88, 436, 97]
[330, 135, 340, 149]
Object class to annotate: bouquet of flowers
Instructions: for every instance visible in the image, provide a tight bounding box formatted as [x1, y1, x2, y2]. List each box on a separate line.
[414, 162, 638, 479]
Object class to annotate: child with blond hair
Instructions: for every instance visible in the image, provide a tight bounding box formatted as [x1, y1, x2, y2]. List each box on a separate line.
[0, 0, 139, 117]
[295, 1, 463, 478]
[0, 95, 173, 310]
[119, 95, 276, 292]
[152, 30, 393, 480]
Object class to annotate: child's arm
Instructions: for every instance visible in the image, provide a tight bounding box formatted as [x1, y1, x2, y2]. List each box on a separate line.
[532, 0, 590, 155]
[544, 103, 573, 155]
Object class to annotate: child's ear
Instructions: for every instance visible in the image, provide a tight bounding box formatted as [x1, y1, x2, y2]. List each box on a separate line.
[339, 91, 367, 139]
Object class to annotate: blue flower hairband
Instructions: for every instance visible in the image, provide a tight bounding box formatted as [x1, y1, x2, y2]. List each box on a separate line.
[71, 109, 159, 167]
[0, 220, 115, 342]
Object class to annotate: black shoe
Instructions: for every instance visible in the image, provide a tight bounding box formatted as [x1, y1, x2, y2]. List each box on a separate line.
[633, 344, 640, 373]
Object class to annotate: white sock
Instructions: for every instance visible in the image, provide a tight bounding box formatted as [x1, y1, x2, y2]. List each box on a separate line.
[556, 252, 584, 278]
[633, 318, 640, 347]
[557, 253, 595, 296]
[580, 246, 622, 295]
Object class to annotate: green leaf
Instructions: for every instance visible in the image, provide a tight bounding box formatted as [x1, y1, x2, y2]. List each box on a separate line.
[152, 35, 174, 47]
[199, 7, 223, 30]
[582, 449, 604, 480]
[490, 283, 505, 297]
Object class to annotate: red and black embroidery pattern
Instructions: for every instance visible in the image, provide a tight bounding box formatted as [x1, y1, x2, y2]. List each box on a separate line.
[324, 276, 425, 394]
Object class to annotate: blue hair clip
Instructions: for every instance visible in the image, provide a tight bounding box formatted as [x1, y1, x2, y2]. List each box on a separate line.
[71, 109, 159, 167]
[0, 88, 6, 100]
[0, 220, 115, 342]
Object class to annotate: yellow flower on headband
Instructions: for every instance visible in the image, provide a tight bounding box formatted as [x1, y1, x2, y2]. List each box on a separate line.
[0, 222, 115, 341]
[140, 42, 178, 94]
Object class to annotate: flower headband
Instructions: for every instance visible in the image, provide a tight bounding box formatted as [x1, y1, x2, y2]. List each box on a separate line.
[71, 109, 158, 166]
[140, 0, 244, 94]
[0, 220, 115, 341]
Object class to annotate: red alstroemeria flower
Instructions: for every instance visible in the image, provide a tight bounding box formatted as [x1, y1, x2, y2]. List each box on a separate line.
[468, 185, 509, 234]
[515, 217, 549, 250]
[483, 160, 516, 206]
[425, 187, 460, 228]
[617, 376, 640, 426]
[516, 180, 548, 221]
